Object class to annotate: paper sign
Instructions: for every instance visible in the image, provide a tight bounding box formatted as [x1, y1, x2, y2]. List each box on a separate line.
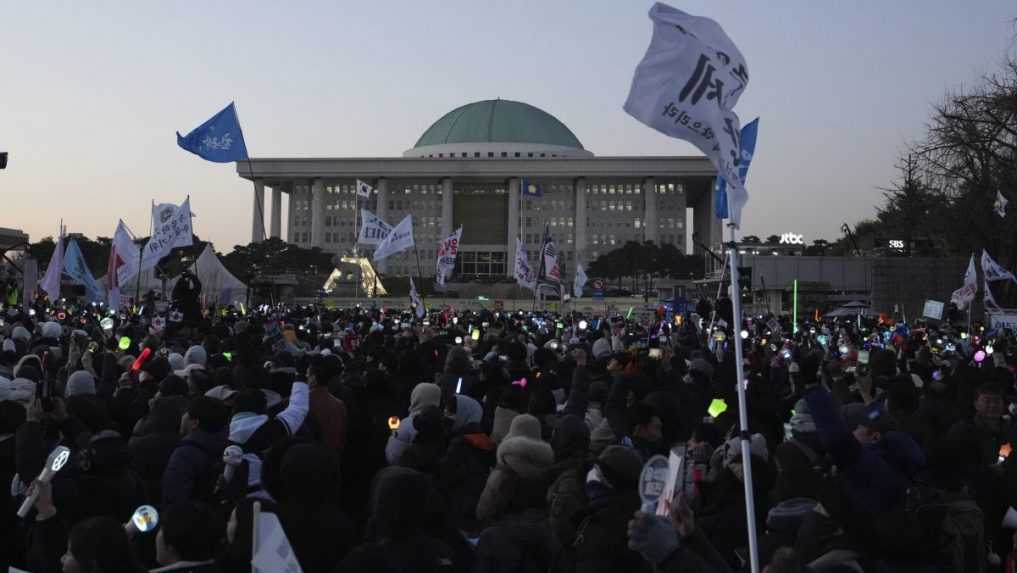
[655, 448, 685, 517]
[638, 455, 670, 513]
[922, 300, 944, 321]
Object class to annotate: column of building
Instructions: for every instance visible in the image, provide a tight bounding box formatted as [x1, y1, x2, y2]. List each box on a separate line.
[311, 178, 325, 248]
[375, 178, 389, 271]
[287, 181, 300, 243]
[251, 180, 266, 244]
[506, 177, 520, 277]
[270, 185, 283, 239]
[642, 177, 658, 244]
[574, 177, 587, 264]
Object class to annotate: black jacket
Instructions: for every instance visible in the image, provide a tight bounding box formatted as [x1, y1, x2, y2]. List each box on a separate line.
[473, 508, 559, 573]
[571, 491, 647, 573]
[161, 429, 227, 506]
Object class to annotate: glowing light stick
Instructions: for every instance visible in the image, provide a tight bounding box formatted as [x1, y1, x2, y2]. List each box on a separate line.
[17, 446, 71, 518]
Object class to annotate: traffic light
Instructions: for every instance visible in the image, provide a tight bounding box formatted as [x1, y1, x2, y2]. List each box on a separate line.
[738, 266, 753, 303]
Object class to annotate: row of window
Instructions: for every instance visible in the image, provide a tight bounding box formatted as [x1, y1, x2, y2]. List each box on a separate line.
[424, 151, 566, 159]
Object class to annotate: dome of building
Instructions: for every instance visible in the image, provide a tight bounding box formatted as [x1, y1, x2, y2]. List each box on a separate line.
[404, 99, 593, 159]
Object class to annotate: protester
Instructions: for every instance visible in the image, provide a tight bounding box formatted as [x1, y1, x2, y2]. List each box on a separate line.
[3, 295, 1017, 572]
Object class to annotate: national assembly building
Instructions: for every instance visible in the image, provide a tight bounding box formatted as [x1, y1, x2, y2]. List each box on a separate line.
[238, 99, 720, 280]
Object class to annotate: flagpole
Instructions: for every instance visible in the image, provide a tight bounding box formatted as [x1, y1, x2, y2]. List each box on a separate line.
[725, 222, 760, 573]
[231, 103, 266, 245]
[353, 191, 360, 304]
[413, 243, 425, 313]
[533, 224, 549, 313]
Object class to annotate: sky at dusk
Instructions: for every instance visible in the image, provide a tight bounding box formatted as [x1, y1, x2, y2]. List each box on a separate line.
[2, 1, 1015, 250]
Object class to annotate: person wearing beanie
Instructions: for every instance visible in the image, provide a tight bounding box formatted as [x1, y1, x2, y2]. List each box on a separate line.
[167, 352, 186, 373]
[592, 336, 612, 360]
[569, 445, 645, 572]
[438, 394, 496, 534]
[474, 414, 559, 573]
[65, 370, 96, 398]
[11, 325, 30, 344]
[386, 382, 441, 465]
[476, 414, 553, 522]
[184, 345, 207, 367]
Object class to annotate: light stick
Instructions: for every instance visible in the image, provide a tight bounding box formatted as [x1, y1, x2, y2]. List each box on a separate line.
[17, 446, 71, 518]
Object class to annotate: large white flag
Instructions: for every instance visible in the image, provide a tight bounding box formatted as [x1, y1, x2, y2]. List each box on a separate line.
[435, 226, 462, 287]
[981, 249, 1017, 283]
[573, 262, 588, 298]
[409, 276, 425, 319]
[40, 232, 65, 302]
[140, 198, 193, 272]
[950, 254, 977, 310]
[152, 202, 194, 248]
[624, 3, 750, 226]
[514, 238, 536, 291]
[358, 209, 393, 246]
[106, 220, 140, 308]
[373, 215, 414, 262]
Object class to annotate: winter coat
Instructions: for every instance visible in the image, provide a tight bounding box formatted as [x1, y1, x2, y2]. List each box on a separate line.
[308, 385, 348, 453]
[546, 458, 589, 553]
[476, 422, 554, 522]
[161, 428, 227, 506]
[571, 491, 647, 573]
[129, 395, 188, 504]
[439, 431, 496, 533]
[338, 536, 457, 573]
[473, 508, 559, 573]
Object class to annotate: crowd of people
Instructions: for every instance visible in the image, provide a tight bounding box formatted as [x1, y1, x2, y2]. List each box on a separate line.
[0, 293, 1016, 572]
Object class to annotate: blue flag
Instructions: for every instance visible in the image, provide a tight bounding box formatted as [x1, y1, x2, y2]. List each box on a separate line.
[63, 239, 103, 302]
[715, 118, 759, 219]
[520, 179, 543, 198]
[176, 102, 249, 163]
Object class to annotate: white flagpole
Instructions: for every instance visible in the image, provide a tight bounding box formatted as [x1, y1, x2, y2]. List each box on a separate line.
[353, 190, 360, 304]
[725, 222, 760, 573]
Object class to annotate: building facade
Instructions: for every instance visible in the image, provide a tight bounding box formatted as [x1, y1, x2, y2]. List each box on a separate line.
[238, 99, 721, 278]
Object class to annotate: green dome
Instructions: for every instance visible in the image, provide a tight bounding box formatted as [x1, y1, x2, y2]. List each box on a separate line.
[413, 99, 585, 150]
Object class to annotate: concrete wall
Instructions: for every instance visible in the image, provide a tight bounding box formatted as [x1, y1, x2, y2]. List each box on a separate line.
[870, 257, 968, 319]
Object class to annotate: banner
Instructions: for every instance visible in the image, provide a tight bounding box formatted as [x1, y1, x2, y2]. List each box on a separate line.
[153, 203, 193, 249]
[176, 102, 249, 163]
[715, 118, 759, 220]
[410, 276, 425, 319]
[624, 3, 750, 227]
[573, 262, 588, 298]
[63, 239, 103, 302]
[373, 215, 414, 262]
[435, 226, 462, 287]
[40, 233, 64, 302]
[358, 209, 392, 246]
[107, 220, 140, 306]
[950, 254, 977, 310]
[981, 249, 1017, 283]
[541, 227, 561, 283]
[140, 198, 193, 272]
[514, 237, 536, 291]
[252, 511, 303, 573]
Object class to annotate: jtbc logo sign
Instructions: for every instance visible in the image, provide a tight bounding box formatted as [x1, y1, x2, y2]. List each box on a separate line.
[779, 233, 804, 245]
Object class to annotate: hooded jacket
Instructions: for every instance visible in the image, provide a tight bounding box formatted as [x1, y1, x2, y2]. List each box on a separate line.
[385, 382, 441, 464]
[476, 414, 554, 522]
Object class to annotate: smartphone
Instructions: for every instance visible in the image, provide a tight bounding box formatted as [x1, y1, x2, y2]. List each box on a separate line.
[648, 348, 663, 360]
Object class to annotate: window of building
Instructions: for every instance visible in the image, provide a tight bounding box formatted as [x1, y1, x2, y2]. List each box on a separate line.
[501, 152, 507, 158]
[474, 152, 481, 158]
[514, 152, 520, 158]
[488, 152, 494, 158]
[527, 153, 533, 157]
[455, 251, 506, 277]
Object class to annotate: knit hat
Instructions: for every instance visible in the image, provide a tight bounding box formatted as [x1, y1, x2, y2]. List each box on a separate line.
[452, 394, 483, 431]
[184, 345, 207, 367]
[5, 378, 36, 405]
[592, 337, 612, 359]
[141, 357, 171, 383]
[723, 434, 769, 466]
[65, 370, 96, 397]
[167, 353, 186, 372]
[2, 339, 15, 353]
[158, 375, 189, 397]
[505, 413, 542, 441]
[789, 398, 816, 434]
[205, 385, 239, 401]
[11, 326, 30, 342]
[596, 445, 643, 490]
[409, 382, 441, 415]
[843, 402, 896, 434]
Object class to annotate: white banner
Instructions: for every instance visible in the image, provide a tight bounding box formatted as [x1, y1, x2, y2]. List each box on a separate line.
[152, 202, 193, 248]
[252, 512, 303, 573]
[982, 249, 1017, 283]
[373, 214, 414, 262]
[950, 254, 977, 310]
[624, 3, 750, 226]
[40, 234, 64, 302]
[435, 227, 462, 287]
[140, 198, 193, 272]
[111, 220, 140, 287]
[514, 237, 536, 291]
[410, 276, 425, 319]
[573, 262, 588, 298]
[358, 209, 393, 246]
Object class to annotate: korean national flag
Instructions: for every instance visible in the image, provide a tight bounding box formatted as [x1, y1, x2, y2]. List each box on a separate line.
[356, 179, 374, 199]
